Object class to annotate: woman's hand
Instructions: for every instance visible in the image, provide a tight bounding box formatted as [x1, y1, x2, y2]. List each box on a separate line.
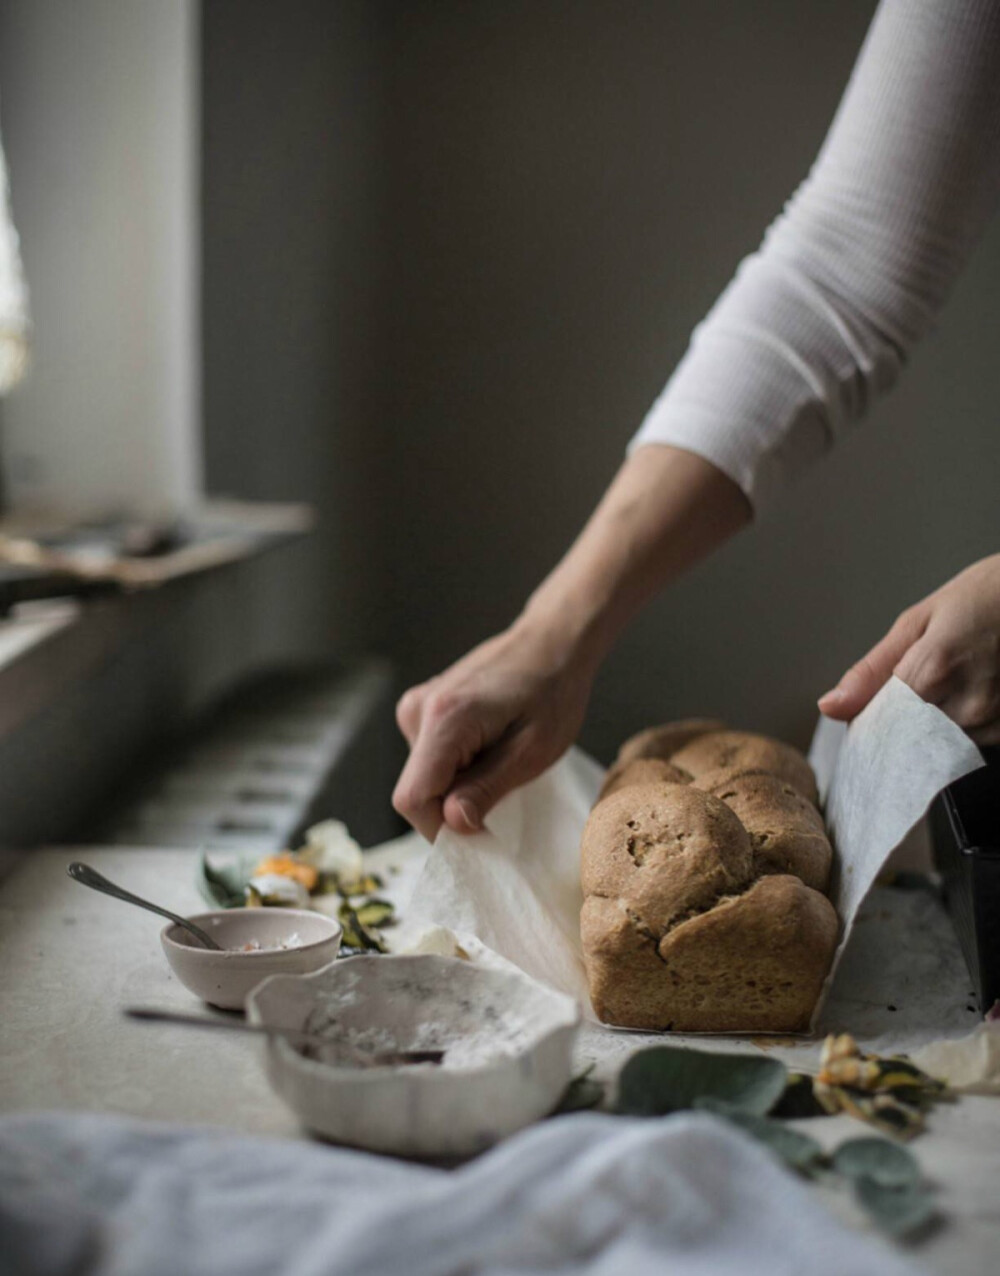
[392, 446, 752, 841]
[818, 554, 1000, 743]
[391, 619, 598, 841]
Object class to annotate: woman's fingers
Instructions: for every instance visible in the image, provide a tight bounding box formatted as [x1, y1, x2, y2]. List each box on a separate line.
[441, 727, 545, 834]
[893, 635, 959, 706]
[932, 665, 1000, 738]
[392, 618, 600, 838]
[395, 684, 428, 746]
[391, 697, 482, 841]
[818, 605, 929, 720]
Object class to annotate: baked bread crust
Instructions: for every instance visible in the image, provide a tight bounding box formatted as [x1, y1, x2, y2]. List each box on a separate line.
[670, 730, 819, 805]
[597, 757, 691, 803]
[615, 718, 726, 767]
[581, 783, 754, 933]
[692, 767, 832, 893]
[583, 874, 838, 1033]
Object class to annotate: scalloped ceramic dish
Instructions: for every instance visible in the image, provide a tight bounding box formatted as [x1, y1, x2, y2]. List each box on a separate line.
[247, 953, 581, 1156]
[161, 908, 342, 1009]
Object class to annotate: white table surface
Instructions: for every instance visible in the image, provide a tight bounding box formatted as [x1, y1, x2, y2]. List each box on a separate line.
[1, 843, 998, 1274]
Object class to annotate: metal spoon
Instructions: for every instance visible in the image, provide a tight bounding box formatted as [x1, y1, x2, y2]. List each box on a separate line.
[125, 1006, 445, 1068]
[67, 861, 224, 950]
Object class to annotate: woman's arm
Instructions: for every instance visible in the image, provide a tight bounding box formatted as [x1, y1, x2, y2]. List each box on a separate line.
[632, 0, 1000, 507]
[394, 0, 1000, 839]
[393, 446, 749, 840]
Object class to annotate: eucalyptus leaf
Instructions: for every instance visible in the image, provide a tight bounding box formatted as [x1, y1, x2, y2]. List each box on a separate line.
[616, 1046, 787, 1117]
[695, 1098, 827, 1177]
[197, 853, 250, 909]
[832, 1137, 920, 1189]
[853, 1176, 936, 1238]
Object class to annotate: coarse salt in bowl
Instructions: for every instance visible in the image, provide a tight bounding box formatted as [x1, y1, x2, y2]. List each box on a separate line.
[161, 908, 342, 1010]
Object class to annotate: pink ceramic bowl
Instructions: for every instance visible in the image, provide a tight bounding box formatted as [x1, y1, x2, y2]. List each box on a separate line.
[161, 908, 342, 1010]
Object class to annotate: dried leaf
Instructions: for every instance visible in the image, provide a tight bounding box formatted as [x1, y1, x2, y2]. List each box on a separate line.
[298, 820, 363, 878]
[246, 873, 310, 908]
[772, 1073, 827, 1119]
[313, 873, 344, 896]
[314, 871, 385, 899]
[252, 853, 318, 892]
[337, 901, 388, 953]
[815, 1084, 926, 1139]
[616, 1046, 787, 1118]
[353, 899, 395, 929]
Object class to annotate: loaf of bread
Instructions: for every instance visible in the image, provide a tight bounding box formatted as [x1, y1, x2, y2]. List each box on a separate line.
[581, 722, 837, 1033]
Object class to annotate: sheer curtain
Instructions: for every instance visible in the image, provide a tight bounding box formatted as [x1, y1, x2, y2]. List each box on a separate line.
[0, 103, 28, 395]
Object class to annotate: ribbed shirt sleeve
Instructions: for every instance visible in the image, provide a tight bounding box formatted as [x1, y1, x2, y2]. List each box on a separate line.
[630, 0, 1000, 511]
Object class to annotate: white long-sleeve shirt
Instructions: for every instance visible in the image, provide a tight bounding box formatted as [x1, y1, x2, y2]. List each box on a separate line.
[630, 0, 1000, 511]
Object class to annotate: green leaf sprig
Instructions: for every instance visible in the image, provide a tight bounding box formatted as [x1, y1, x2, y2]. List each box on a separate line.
[615, 1043, 938, 1239]
[832, 1138, 936, 1237]
[616, 1046, 787, 1117]
[197, 852, 250, 909]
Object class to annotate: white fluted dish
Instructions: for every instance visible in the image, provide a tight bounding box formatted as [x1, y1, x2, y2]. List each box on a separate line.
[247, 953, 581, 1157]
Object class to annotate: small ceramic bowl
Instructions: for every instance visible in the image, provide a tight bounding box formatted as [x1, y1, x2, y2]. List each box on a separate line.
[247, 953, 581, 1157]
[161, 909, 342, 1010]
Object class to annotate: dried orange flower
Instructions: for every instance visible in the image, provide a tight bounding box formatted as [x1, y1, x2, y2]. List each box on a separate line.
[253, 853, 318, 893]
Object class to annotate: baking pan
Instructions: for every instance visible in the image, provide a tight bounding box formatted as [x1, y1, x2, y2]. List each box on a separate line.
[929, 746, 1000, 1014]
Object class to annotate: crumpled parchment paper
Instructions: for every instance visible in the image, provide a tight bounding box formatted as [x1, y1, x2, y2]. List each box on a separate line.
[406, 676, 984, 1030]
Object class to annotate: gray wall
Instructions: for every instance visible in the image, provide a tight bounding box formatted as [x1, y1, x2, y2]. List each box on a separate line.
[202, 0, 389, 663]
[204, 1, 1000, 763]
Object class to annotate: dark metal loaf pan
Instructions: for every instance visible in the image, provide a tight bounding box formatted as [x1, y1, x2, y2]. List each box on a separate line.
[929, 747, 1000, 1014]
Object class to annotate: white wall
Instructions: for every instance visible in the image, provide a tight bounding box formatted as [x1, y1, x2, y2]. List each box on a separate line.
[0, 0, 202, 516]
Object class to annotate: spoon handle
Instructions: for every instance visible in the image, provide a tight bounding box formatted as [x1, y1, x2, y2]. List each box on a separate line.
[125, 1006, 445, 1067]
[67, 862, 224, 950]
[126, 1006, 325, 1046]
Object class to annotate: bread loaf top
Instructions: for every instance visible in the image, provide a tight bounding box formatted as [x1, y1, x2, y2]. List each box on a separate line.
[692, 766, 831, 892]
[615, 718, 725, 767]
[581, 782, 755, 935]
[670, 730, 819, 805]
[598, 756, 691, 802]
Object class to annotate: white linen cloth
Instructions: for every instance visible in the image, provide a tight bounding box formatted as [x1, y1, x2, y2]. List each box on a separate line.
[0, 104, 29, 394]
[0, 1110, 921, 1276]
[631, 0, 1000, 510]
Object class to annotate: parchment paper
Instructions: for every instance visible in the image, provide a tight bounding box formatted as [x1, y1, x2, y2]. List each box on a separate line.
[407, 677, 984, 1029]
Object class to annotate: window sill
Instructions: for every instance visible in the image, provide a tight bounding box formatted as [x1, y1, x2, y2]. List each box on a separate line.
[0, 501, 317, 848]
